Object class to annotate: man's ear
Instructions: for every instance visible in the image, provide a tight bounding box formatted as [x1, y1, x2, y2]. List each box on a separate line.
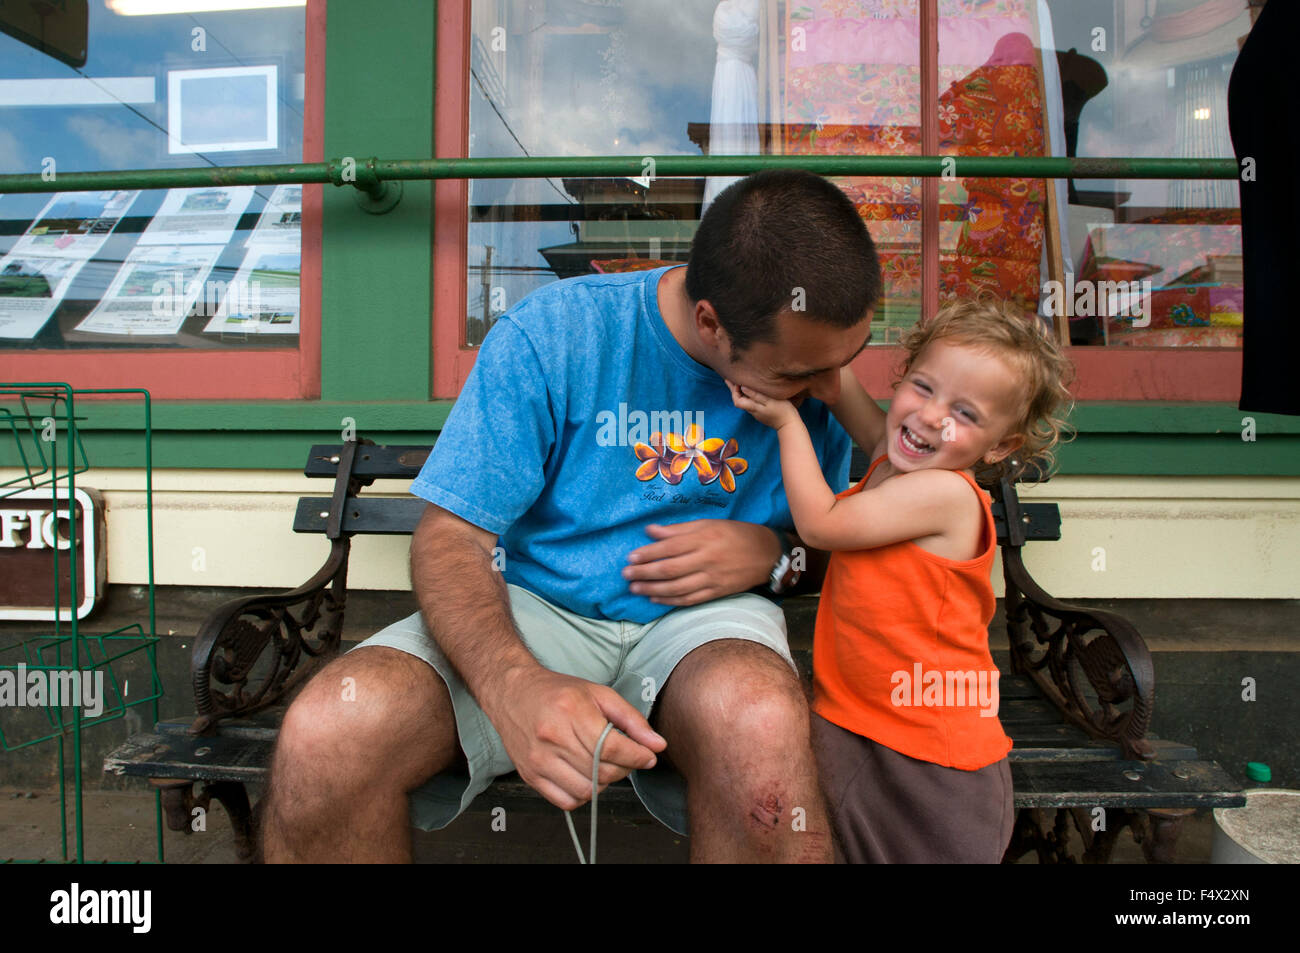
[696, 299, 733, 356]
[695, 299, 721, 339]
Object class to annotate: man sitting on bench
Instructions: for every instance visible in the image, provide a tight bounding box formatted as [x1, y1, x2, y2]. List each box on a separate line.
[261, 169, 882, 863]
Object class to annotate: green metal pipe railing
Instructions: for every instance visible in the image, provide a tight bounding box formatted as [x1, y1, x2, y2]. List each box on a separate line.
[0, 154, 1240, 196]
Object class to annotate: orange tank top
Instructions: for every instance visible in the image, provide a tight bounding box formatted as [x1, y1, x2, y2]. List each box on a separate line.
[811, 456, 1012, 770]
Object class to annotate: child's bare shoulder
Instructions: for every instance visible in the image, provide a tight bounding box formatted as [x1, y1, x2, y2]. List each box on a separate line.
[889, 467, 975, 495]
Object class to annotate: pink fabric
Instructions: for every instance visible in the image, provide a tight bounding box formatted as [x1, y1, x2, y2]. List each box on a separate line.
[788, 17, 1035, 69]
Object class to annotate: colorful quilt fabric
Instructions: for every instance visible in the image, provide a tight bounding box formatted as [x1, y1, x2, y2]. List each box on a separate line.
[1077, 221, 1244, 344]
[1106, 327, 1241, 347]
[783, 0, 1048, 319]
[589, 258, 684, 274]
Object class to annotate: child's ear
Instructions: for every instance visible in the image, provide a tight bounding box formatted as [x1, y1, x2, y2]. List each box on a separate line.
[984, 432, 1026, 465]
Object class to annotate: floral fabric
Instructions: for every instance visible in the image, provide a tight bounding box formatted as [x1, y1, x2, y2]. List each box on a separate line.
[782, 0, 1048, 320]
[1077, 219, 1244, 343]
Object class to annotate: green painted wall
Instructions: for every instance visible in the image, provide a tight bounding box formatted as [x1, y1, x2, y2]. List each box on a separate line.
[0, 401, 1296, 474]
[320, 0, 435, 402]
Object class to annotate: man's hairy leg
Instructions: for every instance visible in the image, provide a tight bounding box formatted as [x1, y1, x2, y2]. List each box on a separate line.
[261, 646, 463, 862]
[653, 639, 832, 863]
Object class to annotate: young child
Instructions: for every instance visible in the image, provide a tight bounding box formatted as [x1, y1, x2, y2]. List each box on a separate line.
[727, 297, 1073, 863]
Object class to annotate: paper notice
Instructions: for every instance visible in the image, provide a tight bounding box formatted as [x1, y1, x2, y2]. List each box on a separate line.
[0, 189, 140, 337]
[0, 255, 89, 338]
[74, 244, 224, 336]
[248, 184, 302, 249]
[8, 189, 139, 260]
[202, 247, 300, 334]
[137, 186, 256, 246]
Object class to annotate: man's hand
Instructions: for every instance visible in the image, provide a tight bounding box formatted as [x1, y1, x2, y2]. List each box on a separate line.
[623, 519, 782, 606]
[482, 667, 667, 811]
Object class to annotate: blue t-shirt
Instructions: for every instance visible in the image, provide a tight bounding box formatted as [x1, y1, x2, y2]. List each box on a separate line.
[411, 265, 850, 623]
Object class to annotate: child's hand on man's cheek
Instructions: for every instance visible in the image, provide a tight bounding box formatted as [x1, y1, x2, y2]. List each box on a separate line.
[725, 380, 799, 430]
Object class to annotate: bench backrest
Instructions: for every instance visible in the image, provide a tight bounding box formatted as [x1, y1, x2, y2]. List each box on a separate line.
[294, 442, 1061, 545]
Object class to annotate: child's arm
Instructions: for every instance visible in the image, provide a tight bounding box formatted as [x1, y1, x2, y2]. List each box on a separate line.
[827, 366, 887, 458]
[728, 380, 976, 552]
[726, 381, 839, 537]
[795, 465, 978, 552]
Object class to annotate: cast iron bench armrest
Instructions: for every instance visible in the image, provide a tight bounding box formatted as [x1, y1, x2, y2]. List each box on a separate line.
[189, 539, 349, 736]
[992, 475, 1155, 762]
[187, 439, 376, 734]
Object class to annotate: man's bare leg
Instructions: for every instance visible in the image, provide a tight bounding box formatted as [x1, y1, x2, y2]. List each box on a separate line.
[261, 646, 462, 862]
[653, 639, 832, 863]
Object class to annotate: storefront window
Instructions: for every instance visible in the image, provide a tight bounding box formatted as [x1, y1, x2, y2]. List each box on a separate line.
[936, 0, 1049, 329]
[463, 0, 1253, 354]
[1044, 0, 1251, 348]
[466, 0, 921, 346]
[782, 1, 921, 344]
[466, 0, 717, 345]
[0, 0, 308, 351]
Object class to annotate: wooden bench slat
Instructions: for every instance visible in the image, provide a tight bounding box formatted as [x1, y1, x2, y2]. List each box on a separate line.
[292, 494, 1060, 543]
[997, 697, 1069, 724]
[997, 675, 1050, 699]
[104, 731, 272, 784]
[1010, 759, 1247, 809]
[293, 496, 428, 535]
[1006, 723, 1097, 745]
[304, 444, 431, 480]
[107, 719, 1199, 780]
[299, 444, 1060, 543]
[301, 446, 912, 484]
[104, 729, 1240, 810]
[153, 719, 280, 741]
[1009, 737, 1199, 763]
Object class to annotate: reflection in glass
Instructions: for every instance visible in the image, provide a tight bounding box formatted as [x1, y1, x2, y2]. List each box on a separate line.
[780, 0, 921, 345]
[937, 2, 1051, 333]
[0, 2, 306, 350]
[466, 0, 922, 346]
[1047, 0, 1252, 348]
[466, 0, 1252, 350]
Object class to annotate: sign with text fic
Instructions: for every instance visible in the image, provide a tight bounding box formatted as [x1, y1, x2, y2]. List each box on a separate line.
[0, 487, 105, 620]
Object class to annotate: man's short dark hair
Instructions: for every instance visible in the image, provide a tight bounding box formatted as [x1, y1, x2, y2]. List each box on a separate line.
[685, 169, 882, 354]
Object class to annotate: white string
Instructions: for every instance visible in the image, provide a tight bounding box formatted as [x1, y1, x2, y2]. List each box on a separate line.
[563, 721, 616, 864]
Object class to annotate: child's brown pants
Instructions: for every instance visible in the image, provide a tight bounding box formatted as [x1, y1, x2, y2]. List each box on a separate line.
[811, 712, 1015, 863]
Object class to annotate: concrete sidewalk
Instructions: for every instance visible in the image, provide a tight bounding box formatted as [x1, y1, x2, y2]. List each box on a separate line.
[1, 783, 1218, 864]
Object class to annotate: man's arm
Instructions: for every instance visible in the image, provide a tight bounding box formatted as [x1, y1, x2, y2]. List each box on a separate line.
[623, 521, 831, 602]
[623, 518, 782, 605]
[410, 503, 665, 810]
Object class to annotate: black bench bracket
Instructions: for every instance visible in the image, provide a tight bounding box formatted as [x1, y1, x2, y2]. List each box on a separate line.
[188, 439, 377, 735]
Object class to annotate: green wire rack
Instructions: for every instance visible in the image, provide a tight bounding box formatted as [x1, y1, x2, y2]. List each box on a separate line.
[0, 383, 163, 863]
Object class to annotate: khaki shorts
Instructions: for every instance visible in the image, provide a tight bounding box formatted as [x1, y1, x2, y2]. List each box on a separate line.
[350, 583, 794, 836]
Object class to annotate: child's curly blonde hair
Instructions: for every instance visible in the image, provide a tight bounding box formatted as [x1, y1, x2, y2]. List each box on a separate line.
[895, 296, 1075, 483]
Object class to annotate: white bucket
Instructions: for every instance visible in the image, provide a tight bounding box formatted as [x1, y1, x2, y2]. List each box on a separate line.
[1211, 789, 1300, 864]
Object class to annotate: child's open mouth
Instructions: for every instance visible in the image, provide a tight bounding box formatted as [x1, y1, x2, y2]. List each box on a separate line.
[899, 425, 936, 456]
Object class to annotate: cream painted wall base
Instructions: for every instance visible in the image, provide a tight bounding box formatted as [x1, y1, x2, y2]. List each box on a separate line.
[4, 469, 1297, 599]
